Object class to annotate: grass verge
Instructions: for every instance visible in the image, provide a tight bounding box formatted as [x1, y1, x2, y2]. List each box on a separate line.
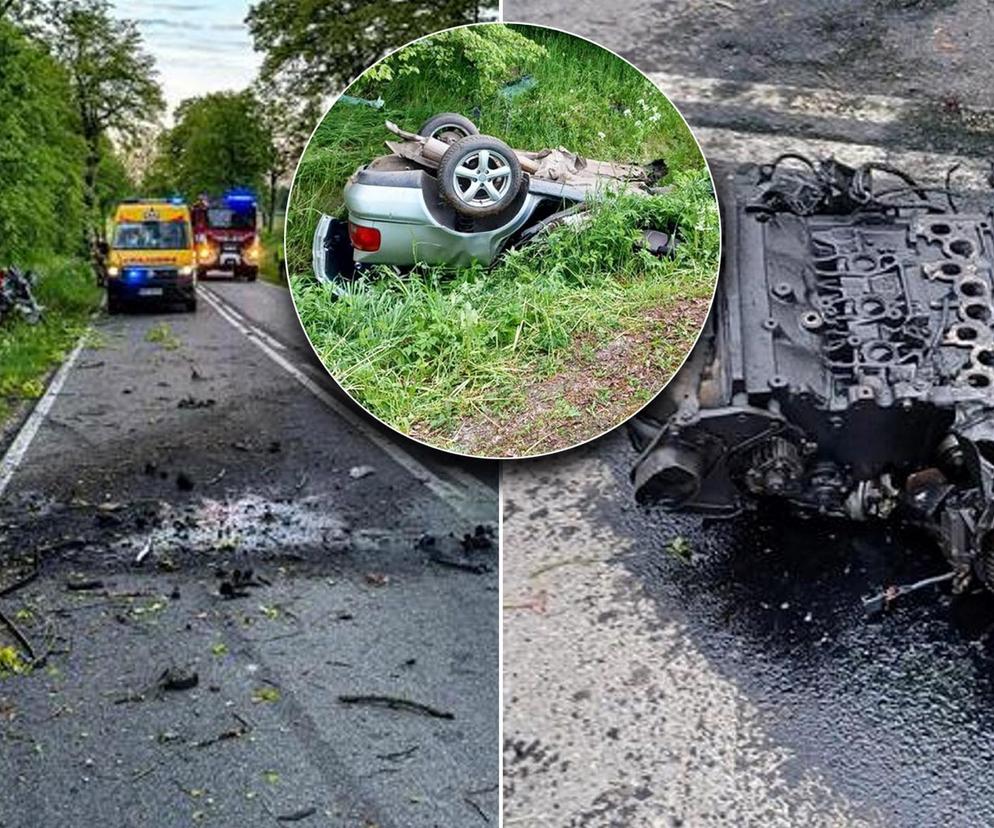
[286, 24, 718, 456]
[259, 216, 286, 287]
[0, 257, 102, 427]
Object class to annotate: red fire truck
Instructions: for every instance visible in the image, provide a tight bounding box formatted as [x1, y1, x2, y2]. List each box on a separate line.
[191, 190, 261, 281]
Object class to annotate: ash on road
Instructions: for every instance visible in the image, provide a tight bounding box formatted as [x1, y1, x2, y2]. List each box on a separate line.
[503, 2, 994, 826]
[0, 279, 498, 827]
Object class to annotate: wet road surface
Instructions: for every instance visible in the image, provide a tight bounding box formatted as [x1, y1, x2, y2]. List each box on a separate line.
[0, 277, 498, 827]
[503, 2, 994, 825]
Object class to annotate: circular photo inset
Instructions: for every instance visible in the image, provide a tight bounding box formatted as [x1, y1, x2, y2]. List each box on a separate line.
[286, 23, 719, 459]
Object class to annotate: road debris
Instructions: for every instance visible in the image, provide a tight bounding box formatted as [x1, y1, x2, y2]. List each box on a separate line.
[0, 266, 43, 324]
[135, 538, 153, 565]
[145, 322, 180, 350]
[0, 607, 35, 663]
[194, 712, 252, 748]
[276, 806, 318, 822]
[177, 395, 216, 409]
[349, 465, 375, 480]
[251, 686, 281, 704]
[65, 578, 105, 592]
[338, 694, 454, 720]
[114, 665, 199, 704]
[418, 525, 496, 573]
[862, 571, 957, 615]
[218, 568, 262, 599]
[376, 745, 419, 761]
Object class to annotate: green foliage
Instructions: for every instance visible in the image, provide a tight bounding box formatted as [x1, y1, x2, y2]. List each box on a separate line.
[246, 0, 497, 98]
[144, 322, 180, 350]
[290, 172, 719, 440]
[44, 0, 163, 234]
[0, 257, 102, 423]
[94, 137, 133, 218]
[0, 645, 27, 676]
[45, 0, 164, 141]
[286, 24, 703, 276]
[0, 18, 86, 262]
[143, 91, 272, 199]
[284, 25, 716, 451]
[362, 24, 547, 95]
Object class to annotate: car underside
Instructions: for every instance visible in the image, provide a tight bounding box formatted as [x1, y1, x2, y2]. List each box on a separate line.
[631, 156, 994, 596]
[312, 115, 675, 283]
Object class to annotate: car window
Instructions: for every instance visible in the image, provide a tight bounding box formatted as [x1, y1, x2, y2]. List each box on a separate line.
[113, 220, 188, 250]
[207, 208, 255, 230]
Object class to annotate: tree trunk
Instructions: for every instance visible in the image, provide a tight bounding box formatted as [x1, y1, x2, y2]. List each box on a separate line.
[267, 168, 277, 234]
[83, 135, 103, 279]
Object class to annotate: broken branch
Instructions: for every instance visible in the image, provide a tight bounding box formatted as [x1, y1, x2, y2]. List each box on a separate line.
[338, 694, 454, 720]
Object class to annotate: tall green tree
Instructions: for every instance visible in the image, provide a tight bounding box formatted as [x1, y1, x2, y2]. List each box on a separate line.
[246, 0, 496, 99]
[44, 0, 163, 245]
[144, 91, 273, 201]
[255, 77, 321, 232]
[0, 17, 86, 262]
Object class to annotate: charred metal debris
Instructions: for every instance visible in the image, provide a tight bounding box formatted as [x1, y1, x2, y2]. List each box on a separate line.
[0, 266, 43, 324]
[632, 156, 994, 595]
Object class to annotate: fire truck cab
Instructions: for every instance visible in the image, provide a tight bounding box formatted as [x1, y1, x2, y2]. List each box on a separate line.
[191, 189, 261, 281]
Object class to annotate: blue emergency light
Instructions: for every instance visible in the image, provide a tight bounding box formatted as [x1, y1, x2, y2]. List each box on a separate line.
[223, 188, 256, 207]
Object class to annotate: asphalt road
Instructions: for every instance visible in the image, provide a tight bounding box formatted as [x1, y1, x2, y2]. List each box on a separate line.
[0, 276, 498, 827]
[503, 2, 994, 826]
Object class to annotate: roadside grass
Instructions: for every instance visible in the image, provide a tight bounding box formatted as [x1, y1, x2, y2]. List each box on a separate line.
[259, 214, 286, 286]
[0, 257, 102, 427]
[286, 24, 717, 455]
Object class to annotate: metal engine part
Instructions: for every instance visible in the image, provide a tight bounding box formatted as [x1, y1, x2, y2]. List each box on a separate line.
[632, 157, 994, 592]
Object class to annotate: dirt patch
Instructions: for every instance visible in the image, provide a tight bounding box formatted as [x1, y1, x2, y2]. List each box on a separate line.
[421, 297, 710, 457]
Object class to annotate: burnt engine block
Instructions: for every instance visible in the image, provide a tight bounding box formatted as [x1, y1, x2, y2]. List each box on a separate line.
[632, 158, 994, 591]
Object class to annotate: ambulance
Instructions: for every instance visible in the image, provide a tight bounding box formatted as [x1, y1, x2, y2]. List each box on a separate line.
[105, 199, 197, 314]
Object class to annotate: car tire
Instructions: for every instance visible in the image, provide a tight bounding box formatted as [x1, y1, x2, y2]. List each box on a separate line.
[107, 294, 123, 315]
[418, 113, 479, 143]
[245, 266, 258, 282]
[438, 135, 523, 218]
[185, 295, 197, 312]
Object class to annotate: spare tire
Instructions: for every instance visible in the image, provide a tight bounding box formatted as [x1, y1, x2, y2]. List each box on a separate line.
[418, 113, 479, 143]
[437, 135, 523, 218]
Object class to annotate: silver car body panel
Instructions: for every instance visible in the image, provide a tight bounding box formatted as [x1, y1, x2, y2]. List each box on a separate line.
[311, 161, 601, 281]
[344, 179, 547, 268]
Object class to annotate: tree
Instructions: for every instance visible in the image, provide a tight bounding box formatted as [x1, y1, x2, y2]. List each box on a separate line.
[94, 138, 133, 220]
[143, 91, 273, 201]
[0, 17, 86, 262]
[246, 0, 496, 99]
[43, 0, 163, 246]
[255, 77, 321, 233]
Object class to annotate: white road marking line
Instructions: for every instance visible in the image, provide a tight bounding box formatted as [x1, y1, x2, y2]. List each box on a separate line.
[208, 285, 492, 496]
[650, 71, 913, 125]
[0, 332, 88, 499]
[693, 125, 990, 185]
[198, 287, 494, 523]
[201, 287, 288, 351]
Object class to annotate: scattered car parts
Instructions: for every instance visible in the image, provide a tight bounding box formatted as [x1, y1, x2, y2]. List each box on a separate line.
[631, 156, 994, 595]
[0, 266, 43, 324]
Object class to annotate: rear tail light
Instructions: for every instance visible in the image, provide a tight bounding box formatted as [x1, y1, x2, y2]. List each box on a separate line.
[349, 222, 381, 252]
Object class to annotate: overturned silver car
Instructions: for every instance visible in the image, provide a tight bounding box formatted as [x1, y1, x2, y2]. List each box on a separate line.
[312, 114, 673, 281]
[632, 156, 994, 595]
